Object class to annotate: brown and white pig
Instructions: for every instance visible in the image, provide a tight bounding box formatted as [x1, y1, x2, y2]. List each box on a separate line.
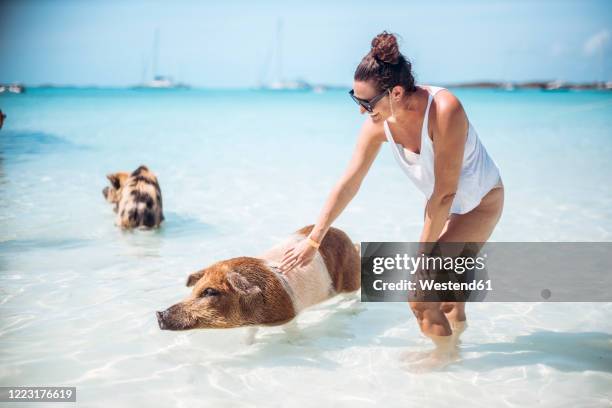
[156, 225, 361, 343]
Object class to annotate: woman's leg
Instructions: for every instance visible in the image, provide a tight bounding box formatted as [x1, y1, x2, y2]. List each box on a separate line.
[442, 302, 468, 344]
[442, 302, 466, 322]
[409, 186, 504, 340]
[408, 213, 454, 337]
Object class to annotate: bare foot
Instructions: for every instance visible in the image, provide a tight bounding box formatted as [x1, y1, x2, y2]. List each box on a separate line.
[399, 349, 431, 363]
[450, 320, 468, 345]
[402, 334, 460, 372]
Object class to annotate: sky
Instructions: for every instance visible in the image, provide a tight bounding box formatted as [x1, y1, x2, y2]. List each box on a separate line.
[0, 0, 610, 87]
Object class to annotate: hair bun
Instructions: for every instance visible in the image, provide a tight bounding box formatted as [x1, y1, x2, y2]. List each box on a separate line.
[371, 31, 400, 64]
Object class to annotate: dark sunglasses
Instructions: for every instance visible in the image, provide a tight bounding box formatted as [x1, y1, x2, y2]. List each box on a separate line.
[349, 88, 389, 112]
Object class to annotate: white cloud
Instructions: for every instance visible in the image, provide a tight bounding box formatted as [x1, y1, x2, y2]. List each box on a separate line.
[583, 29, 610, 56]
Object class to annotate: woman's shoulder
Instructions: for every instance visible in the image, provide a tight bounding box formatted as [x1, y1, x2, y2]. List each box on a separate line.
[427, 86, 468, 138]
[420, 85, 456, 104]
[359, 116, 387, 144]
[426, 86, 465, 121]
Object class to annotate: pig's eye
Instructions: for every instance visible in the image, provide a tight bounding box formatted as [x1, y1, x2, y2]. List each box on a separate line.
[201, 288, 220, 297]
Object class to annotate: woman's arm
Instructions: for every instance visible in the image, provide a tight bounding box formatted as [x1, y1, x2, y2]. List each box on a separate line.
[308, 120, 383, 243]
[419, 94, 468, 252]
[280, 119, 383, 272]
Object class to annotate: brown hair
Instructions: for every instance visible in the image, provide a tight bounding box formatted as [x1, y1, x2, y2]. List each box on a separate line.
[354, 31, 417, 94]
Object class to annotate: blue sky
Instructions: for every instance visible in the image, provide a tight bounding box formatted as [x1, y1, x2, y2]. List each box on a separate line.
[0, 0, 610, 87]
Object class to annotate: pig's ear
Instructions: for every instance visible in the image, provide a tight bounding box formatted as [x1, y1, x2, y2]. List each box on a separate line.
[186, 270, 206, 287]
[106, 173, 121, 189]
[106, 172, 128, 189]
[227, 272, 261, 296]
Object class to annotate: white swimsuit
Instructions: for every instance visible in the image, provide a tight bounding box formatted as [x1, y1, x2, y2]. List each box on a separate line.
[383, 85, 502, 215]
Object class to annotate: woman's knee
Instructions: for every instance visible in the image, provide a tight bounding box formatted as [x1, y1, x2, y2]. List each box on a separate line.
[441, 301, 466, 320]
[409, 302, 452, 335]
[409, 301, 442, 320]
[440, 302, 455, 314]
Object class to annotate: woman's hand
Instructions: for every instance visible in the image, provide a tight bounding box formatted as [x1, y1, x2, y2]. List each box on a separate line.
[279, 239, 318, 273]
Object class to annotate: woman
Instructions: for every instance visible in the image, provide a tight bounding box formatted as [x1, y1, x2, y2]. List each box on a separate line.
[279, 31, 504, 356]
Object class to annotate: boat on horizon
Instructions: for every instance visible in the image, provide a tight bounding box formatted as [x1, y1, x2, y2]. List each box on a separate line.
[256, 19, 319, 92]
[133, 29, 190, 90]
[262, 79, 313, 91]
[0, 83, 26, 94]
[133, 75, 189, 90]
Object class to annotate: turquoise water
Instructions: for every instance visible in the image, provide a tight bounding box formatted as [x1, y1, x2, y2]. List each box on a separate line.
[1, 88, 611, 407]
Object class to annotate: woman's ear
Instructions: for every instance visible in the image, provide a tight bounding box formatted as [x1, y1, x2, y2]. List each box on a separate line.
[391, 85, 404, 101]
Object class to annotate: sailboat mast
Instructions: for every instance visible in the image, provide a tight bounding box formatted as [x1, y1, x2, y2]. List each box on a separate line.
[275, 19, 283, 83]
[152, 28, 160, 79]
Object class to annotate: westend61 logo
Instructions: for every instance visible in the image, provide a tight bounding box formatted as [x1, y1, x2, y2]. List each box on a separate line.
[360, 242, 612, 302]
[362, 242, 491, 302]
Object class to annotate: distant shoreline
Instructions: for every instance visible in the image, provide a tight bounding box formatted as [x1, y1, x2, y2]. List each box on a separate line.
[1, 80, 611, 92]
[440, 80, 612, 91]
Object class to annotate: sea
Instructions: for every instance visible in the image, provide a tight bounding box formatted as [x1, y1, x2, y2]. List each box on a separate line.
[1, 87, 611, 407]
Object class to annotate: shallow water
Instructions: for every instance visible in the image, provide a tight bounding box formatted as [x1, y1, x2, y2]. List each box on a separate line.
[1, 88, 611, 407]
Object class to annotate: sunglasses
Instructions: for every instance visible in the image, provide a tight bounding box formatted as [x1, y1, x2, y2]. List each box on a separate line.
[349, 88, 389, 113]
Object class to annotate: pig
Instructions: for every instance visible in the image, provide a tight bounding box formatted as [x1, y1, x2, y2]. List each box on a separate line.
[102, 165, 164, 229]
[157, 225, 361, 343]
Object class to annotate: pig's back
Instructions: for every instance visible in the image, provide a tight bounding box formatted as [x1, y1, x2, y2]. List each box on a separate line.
[260, 225, 360, 312]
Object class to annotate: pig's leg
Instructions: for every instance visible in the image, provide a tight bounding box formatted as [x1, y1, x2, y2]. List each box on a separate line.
[244, 326, 259, 345]
[339, 290, 363, 314]
[282, 319, 300, 341]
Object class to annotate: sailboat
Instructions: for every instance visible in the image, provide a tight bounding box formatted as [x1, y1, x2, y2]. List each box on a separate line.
[0, 83, 26, 94]
[144, 75, 181, 89]
[135, 29, 189, 89]
[258, 19, 313, 91]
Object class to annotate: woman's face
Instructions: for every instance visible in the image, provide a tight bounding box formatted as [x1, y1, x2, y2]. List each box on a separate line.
[352, 80, 391, 121]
